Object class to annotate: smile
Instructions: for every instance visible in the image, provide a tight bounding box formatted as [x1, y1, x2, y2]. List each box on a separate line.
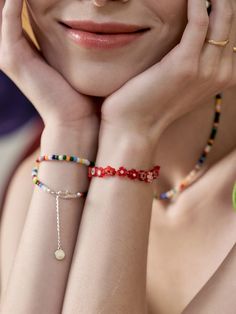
[59, 20, 150, 49]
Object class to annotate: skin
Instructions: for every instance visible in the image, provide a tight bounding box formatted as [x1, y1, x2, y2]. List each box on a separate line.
[25, 0, 187, 97]
[0, 0, 236, 313]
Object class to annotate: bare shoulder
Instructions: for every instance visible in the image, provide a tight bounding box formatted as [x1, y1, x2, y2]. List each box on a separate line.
[0, 147, 40, 293]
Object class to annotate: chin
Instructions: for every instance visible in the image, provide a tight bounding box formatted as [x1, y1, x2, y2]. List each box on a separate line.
[55, 62, 137, 97]
[68, 73, 127, 97]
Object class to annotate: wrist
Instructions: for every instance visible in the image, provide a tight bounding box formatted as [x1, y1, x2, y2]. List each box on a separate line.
[98, 122, 162, 165]
[41, 116, 100, 159]
[97, 126, 157, 168]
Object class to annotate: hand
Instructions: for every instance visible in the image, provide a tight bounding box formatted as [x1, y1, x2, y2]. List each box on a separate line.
[101, 0, 236, 144]
[0, 0, 102, 130]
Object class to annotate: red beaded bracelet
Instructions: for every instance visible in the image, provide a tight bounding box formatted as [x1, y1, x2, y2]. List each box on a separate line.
[88, 165, 160, 183]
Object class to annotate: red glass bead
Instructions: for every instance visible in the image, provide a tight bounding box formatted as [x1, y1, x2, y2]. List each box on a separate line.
[139, 171, 147, 181]
[146, 172, 154, 183]
[117, 167, 128, 176]
[152, 166, 160, 179]
[104, 166, 116, 176]
[128, 169, 138, 180]
[179, 183, 186, 191]
[88, 167, 94, 178]
[96, 167, 105, 177]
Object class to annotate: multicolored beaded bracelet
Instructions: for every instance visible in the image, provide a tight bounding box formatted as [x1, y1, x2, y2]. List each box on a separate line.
[36, 154, 95, 167]
[155, 93, 222, 201]
[88, 165, 161, 183]
[32, 163, 87, 199]
[32, 154, 92, 261]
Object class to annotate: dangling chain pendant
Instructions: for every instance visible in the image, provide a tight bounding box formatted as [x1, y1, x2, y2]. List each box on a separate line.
[54, 194, 66, 261]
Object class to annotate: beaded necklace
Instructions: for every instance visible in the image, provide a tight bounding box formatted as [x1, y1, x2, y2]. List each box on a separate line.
[154, 93, 222, 202]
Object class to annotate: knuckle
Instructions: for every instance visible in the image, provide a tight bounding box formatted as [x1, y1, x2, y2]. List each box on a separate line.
[176, 53, 198, 79]
[179, 62, 198, 80]
[216, 67, 233, 88]
[193, 15, 209, 29]
[200, 66, 215, 81]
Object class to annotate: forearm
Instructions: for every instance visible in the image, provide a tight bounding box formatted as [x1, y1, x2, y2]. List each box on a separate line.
[62, 125, 160, 314]
[0, 118, 99, 314]
[182, 243, 236, 314]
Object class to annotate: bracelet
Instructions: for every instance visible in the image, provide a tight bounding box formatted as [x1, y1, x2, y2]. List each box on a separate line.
[32, 154, 92, 261]
[36, 154, 95, 167]
[32, 164, 87, 198]
[88, 165, 161, 183]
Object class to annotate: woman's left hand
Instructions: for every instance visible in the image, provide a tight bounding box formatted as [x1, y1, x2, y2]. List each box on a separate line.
[101, 0, 236, 147]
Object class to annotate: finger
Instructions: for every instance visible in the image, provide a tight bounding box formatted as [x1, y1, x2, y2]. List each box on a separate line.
[2, 0, 23, 43]
[178, 0, 209, 58]
[201, 0, 233, 69]
[230, 1, 236, 86]
[111, 0, 210, 113]
[218, 0, 236, 87]
[133, 0, 210, 86]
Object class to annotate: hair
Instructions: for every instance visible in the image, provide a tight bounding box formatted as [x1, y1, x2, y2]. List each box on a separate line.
[22, 1, 39, 49]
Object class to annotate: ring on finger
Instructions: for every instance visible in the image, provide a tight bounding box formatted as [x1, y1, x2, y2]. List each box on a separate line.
[207, 39, 230, 47]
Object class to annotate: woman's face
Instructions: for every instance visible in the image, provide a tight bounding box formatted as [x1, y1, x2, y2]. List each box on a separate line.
[26, 0, 187, 97]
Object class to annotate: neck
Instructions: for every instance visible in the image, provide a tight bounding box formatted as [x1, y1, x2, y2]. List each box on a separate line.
[153, 86, 236, 198]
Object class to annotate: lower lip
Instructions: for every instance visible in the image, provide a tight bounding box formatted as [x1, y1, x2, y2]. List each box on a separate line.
[63, 27, 148, 49]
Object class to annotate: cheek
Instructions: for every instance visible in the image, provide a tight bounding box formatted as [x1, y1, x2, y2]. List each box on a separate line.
[147, 0, 187, 25]
[25, 0, 56, 16]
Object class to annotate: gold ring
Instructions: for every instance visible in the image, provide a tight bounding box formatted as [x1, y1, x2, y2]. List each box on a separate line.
[207, 39, 229, 47]
[233, 47, 236, 52]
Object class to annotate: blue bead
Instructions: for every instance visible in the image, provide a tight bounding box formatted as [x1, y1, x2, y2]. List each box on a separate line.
[160, 193, 168, 200]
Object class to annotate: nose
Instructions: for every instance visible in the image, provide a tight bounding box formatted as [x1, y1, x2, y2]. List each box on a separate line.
[92, 0, 129, 7]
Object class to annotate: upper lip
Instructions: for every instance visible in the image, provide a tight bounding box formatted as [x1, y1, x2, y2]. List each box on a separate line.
[60, 20, 150, 34]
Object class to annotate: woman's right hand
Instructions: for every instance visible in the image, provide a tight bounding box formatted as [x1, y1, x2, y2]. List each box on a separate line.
[0, 0, 101, 129]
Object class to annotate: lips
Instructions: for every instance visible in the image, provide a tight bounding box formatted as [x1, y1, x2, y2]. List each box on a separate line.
[59, 20, 150, 34]
[59, 20, 150, 49]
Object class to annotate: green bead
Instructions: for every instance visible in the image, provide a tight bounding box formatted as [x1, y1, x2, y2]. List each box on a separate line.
[70, 156, 74, 161]
[233, 182, 236, 211]
[63, 155, 67, 160]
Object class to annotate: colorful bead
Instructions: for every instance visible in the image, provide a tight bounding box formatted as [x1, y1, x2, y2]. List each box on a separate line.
[31, 162, 87, 198]
[31, 162, 87, 262]
[117, 167, 128, 176]
[36, 154, 94, 167]
[128, 169, 138, 180]
[104, 166, 116, 176]
[139, 171, 147, 181]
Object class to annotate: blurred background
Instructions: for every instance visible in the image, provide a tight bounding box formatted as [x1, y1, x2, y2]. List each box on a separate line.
[0, 2, 43, 213]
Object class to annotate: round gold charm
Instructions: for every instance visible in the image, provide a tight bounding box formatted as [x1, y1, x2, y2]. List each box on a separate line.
[54, 249, 65, 261]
